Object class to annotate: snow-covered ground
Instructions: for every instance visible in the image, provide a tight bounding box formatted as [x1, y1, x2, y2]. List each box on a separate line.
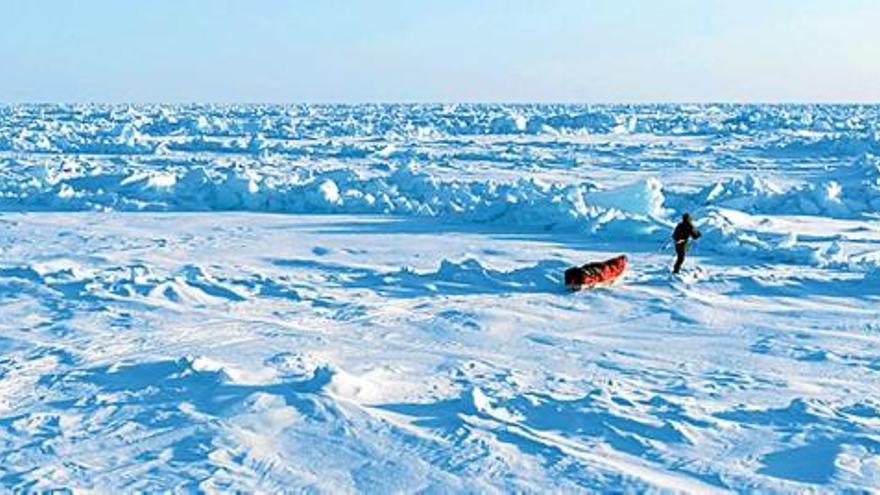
[1, 104, 879, 492]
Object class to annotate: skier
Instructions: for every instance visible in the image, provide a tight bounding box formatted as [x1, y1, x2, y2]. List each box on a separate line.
[672, 213, 701, 274]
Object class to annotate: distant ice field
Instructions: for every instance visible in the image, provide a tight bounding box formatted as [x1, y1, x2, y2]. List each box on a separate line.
[0, 104, 878, 492]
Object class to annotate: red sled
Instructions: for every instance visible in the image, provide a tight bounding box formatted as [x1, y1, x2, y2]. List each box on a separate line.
[564, 255, 627, 290]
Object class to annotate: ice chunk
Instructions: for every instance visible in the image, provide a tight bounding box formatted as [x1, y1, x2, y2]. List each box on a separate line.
[588, 178, 666, 217]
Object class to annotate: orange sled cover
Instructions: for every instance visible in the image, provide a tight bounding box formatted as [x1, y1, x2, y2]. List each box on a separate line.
[564, 255, 627, 290]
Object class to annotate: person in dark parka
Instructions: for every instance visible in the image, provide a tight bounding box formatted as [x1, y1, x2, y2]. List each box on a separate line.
[672, 213, 701, 274]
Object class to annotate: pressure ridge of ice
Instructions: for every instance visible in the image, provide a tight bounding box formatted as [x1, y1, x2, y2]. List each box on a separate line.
[2, 104, 879, 274]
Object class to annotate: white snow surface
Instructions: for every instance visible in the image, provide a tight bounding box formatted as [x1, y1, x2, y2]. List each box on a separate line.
[0, 103, 879, 492]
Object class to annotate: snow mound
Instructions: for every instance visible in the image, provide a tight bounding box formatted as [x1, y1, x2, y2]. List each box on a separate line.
[589, 178, 666, 218]
[695, 210, 841, 266]
[771, 154, 880, 217]
[696, 175, 784, 212]
[689, 154, 880, 218]
[352, 258, 570, 296]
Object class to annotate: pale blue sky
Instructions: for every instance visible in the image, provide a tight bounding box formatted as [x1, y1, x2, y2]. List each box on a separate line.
[2, 0, 878, 103]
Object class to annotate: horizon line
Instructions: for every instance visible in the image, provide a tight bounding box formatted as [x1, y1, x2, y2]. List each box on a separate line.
[3, 100, 879, 107]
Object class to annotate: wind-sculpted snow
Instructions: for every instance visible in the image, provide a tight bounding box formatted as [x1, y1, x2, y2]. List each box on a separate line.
[2, 212, 879, 492]
[2, 104, 880, 491]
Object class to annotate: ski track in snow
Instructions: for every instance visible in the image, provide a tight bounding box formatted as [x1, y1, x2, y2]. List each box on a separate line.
[0, 104, 879, 492]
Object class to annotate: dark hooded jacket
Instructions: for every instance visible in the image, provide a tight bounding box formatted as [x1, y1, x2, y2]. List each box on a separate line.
[672, 218, 701, 243]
